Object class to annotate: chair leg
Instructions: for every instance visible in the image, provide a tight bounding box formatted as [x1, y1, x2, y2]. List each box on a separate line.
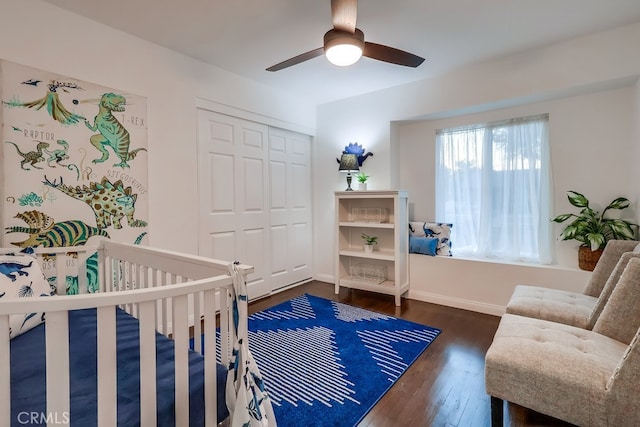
[491, 396, 504, 427]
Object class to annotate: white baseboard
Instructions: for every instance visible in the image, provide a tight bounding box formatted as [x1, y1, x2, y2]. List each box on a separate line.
[314, 273, 334, 284]
[408, 289, 505, 317]
[313, 272, 505, 316]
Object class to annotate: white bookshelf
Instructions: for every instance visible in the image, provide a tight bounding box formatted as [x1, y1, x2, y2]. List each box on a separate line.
[334, 190, 409, 306]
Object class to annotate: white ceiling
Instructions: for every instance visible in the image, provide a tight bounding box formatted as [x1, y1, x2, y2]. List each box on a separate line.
[43, 0, 640, 105]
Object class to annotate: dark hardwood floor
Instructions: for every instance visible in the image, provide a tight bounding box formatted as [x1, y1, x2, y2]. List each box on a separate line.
[249, 281, 575, 427]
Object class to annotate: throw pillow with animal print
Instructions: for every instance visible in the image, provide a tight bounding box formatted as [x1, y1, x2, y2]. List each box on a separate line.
[0, 253, 54, 339]
[424, 222, 453, 256]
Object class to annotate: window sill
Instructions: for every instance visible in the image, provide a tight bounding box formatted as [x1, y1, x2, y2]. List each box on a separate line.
[410, 253, 584, 273]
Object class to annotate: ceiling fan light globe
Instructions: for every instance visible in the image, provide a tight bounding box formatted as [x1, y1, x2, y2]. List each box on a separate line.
[326, 44, 363, 66]
[324, 28, 365, 67]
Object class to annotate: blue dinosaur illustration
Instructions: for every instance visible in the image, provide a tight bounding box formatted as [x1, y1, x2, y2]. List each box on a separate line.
[0, 260, 33, 281]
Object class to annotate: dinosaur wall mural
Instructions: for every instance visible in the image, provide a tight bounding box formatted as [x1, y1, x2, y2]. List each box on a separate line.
[85, 93, 147, 168]
[6, 210, 110, 248]
[1, 60, 149, 293]
[43, 176, 147, 230]
[5, 140, 50, 170]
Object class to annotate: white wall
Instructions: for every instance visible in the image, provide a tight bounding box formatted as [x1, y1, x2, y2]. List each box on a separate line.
[313, 22, 640, 301]
[632, 80, 640, 216]
[0, 0, 316, 255]
[408, 254, 592, 315]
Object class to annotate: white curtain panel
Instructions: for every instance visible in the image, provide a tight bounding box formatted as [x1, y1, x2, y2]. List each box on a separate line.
[435, 114, 553, 263]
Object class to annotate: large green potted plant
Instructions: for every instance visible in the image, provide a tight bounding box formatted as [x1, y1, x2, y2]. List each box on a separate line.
[552, 190, 638, 271]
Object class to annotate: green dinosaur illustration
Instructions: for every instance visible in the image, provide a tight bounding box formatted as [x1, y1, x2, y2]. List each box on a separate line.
[84, 93, 146, 169]
[5, 141, 49, 170]
[43, 139, 70, 167]
[6, 210, 109, 248]
[43, 176, 147, 230]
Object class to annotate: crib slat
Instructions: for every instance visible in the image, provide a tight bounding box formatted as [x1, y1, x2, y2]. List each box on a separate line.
[158, 270, 169, 334]
[46, 311, 70, 426]
[140, 264, 148, 289]
[55, 254, 68, 295]
[97, 248, 107, 292]
[77, 251, 88, 294]
[153, 271, 164, 334]
[108, 256, 115, 292]
[220, 289, 230, 367]
[97, 306, 117, 426]
[119, 259, 125, 289]
[162, 296, 169, 334]
[173, 294, 189, 426]
[105, 257, 113, 292]
[125, 261, 133, 314]
[193, 289, 202, 354]
[203, 289, 217, 426]
[114, 258, 121, 293]
[132, 262, 142, 317]
[139, 301, 157, 427]
[0, 315, 10, 427]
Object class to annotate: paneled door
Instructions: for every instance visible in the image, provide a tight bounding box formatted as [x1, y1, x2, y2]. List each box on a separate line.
[197, 109, 312, 299]
[268, 127, 312, 290]
[197, 110, 271, 299]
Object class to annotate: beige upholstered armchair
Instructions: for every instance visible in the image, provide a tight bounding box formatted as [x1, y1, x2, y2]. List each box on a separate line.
[505, 240, 639, 329]
[486, 257, 640, 426]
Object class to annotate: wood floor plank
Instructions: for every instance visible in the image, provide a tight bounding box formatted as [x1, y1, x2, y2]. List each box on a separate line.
[249, 281, 576, 427]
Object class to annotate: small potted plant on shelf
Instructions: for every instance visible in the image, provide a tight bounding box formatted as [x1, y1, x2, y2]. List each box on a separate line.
[356, 172, 369, 191]
[552, 190, 638, 271]
[361, 233, 378, 253]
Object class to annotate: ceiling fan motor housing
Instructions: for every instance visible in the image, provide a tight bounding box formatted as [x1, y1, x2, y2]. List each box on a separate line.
[324, 28, 365, 52]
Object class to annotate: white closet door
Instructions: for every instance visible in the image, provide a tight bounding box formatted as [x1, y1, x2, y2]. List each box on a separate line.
[197, 109, 270, 299]
[268, 128, 312, 290]
[197, 110, 313, 299]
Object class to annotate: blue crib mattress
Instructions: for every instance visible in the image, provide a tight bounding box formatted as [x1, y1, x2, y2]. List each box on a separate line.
[10, 307, 229, 427]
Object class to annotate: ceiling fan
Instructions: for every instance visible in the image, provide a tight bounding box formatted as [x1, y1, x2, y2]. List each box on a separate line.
[266, 0, 425, 72]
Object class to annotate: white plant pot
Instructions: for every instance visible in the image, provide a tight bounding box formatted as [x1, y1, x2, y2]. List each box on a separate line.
[358, 183, 367, 191]
[364, 244, 374, 253]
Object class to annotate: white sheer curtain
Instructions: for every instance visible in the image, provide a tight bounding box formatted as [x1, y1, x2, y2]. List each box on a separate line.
[435, 114, 554, 263]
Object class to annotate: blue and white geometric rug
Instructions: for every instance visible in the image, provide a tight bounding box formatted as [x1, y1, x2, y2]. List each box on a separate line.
[247, 294, 441, 427]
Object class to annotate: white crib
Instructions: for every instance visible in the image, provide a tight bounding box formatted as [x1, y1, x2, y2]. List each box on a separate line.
[0, 240, 252, 427]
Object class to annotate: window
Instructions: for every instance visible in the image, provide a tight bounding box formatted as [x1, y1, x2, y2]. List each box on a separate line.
[435, 114, 553, 263]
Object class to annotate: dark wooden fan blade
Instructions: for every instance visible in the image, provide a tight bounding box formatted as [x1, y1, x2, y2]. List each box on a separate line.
[363, 42, 425, 67]
[331, 0, 357, 33]
[266, 47, 325, 72]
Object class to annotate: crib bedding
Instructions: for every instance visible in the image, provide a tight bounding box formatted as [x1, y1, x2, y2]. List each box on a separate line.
[10, 307, 228, 427]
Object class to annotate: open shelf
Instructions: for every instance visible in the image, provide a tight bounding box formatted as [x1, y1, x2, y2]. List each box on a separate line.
[338, 221, 395, 228]
[339, 249, 395, 261]
[334, 191, 409, 306]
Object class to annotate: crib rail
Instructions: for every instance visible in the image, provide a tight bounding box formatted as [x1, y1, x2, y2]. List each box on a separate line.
[0, 241, 252, 427]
